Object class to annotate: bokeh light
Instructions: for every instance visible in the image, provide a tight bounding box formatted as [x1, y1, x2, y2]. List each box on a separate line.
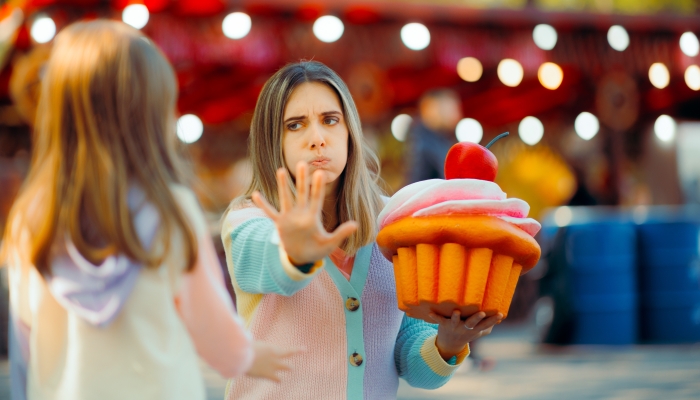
[680, 32, 699, 57]
[122, 4, 149, 30]
[607, 25, 630, 51]
[533, 24, 557, 50]
[538, 62, 564, 90]
[685, 65, 700, 91]
[455, 118, 483, 143]
[519, 116, 544, 145]
[313, 15, 344, 43]
[401, 23, 430, 51]
[574, 112, 600, 140]
[222, 12, 252, 40]
[457, 57, 483, 82]
[554, 206, 573, 227]
[30, 16, 56, 43]
[391, 114, 413, 142]
[649, 63, 670, 89]
[654, 115, 676, 143]
[177, 114, 204, 144]
[497, 59, 524, 87]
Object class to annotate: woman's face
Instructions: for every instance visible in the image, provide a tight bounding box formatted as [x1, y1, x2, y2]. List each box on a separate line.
[282, 82, 349, 195]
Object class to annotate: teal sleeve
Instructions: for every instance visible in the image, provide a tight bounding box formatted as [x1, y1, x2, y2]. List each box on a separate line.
[229, 217, 318, 296]
[394, 314, 461, 390]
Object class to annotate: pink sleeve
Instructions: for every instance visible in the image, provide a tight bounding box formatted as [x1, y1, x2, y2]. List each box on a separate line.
[173, 189, 255, 378]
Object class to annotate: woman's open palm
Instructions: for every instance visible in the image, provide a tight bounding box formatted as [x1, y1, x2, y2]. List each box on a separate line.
[252, 162, 358, 266]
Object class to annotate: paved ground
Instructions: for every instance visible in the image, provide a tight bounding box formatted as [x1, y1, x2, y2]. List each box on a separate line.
[396, 325, 700, 400]
[1, 322, 699, 400]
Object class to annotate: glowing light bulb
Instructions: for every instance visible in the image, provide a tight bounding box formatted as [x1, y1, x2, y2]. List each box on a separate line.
[391, 114, 412, 142]
[519, 116, 544, 145]
[455, 118, 483, 143]
[654, 115, 676, 143]
[533, 24, 557, 50]
[177, 114, 204, 144]
[680, 32, 699, 57]
[122, 4, 149, 30]
[222, 12, 252, 39]
[538, 62, 563, 90]
[497, 59, 524, 87]
[649, 63, 670, 89]
[313, 15, 344, 43]
[30, 16, 56, 43]
[607, 25, 629, 51]
[401, 23, 430, 51]
[456, 57, 483, 82]
[685, 65, 700, 91]
[574, 112, 599, 140]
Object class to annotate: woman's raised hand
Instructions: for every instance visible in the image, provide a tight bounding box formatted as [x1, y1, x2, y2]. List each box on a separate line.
[252, 161, 358, 266]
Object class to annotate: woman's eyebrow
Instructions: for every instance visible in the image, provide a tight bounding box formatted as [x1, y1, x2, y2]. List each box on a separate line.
[320, 110, 342, 117]
[283, 115, 306, 123]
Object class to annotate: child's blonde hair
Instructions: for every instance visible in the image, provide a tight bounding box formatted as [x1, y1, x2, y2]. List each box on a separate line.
[2, 20, 197, 274]
[232, 61, 385, 255]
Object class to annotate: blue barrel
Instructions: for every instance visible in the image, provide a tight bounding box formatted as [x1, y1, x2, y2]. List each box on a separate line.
[636, 221, 700, 343]
[639, 291, 700, 342]
[565, 222, 638, 345]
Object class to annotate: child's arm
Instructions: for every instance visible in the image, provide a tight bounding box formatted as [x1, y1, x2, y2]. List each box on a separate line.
[173, 187, 255, 378]
[224, 163, 356, 297]
[394, 311, 501, 389]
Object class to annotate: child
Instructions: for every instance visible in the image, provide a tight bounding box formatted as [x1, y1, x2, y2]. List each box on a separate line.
[221, 61, 502, 399]
[2, 20, 295, 400]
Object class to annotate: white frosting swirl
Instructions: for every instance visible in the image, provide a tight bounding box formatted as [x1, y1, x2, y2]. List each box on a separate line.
[378, 179, 541, 237]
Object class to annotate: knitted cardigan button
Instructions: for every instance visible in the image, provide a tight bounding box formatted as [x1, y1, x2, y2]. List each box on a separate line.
[345, 297, 360, 311]
[349, 352, 363, 367]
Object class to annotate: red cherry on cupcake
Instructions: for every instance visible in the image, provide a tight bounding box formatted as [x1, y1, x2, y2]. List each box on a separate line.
[444, 132, 509, 182]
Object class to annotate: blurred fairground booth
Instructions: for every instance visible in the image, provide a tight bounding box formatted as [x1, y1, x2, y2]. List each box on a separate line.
[1, 0, 699, 216]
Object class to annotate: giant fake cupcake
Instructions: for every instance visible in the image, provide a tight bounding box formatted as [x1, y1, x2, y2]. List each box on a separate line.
[377, 134, 541, 323]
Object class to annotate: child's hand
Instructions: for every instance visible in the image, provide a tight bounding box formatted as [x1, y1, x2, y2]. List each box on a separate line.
[246, 341, 304, 382]
[252, 162, 358, 266]
[429, 310, 503, 361]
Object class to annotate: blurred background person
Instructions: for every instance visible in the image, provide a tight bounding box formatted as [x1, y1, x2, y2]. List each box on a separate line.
[405, 89, 462, 183]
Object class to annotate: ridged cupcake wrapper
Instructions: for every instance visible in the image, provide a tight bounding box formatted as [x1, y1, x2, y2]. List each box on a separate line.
[393, 243, 522, 323]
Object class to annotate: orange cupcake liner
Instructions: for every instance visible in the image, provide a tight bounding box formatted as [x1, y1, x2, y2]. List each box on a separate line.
[393, 243, 523, 323]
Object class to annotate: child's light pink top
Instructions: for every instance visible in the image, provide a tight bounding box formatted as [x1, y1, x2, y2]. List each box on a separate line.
[8, 186, 253, 400]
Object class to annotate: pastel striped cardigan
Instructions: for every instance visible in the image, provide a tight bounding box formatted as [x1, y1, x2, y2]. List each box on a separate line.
[221, 206, 469, 399]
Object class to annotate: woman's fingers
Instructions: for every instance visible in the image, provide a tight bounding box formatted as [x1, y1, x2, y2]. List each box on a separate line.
[325, 221, 358, 247]
[464, 311, 486, 330]
[479, 326, 494, 337]
[308, 170, 326, 214]
[474, 313, 503, 332]
[252, 192, 279, 221]
[451, 310, 461, 326]
[428, 312, 443, 324]
[295, 162, 308, 208]
[276, 168, 294, 213]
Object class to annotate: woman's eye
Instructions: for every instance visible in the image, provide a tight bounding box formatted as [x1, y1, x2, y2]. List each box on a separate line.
[325, 118, 339, 126]
[288, 122, 302, 130]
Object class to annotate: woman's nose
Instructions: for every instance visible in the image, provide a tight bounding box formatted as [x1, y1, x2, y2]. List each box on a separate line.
[309, 124, 326, 149]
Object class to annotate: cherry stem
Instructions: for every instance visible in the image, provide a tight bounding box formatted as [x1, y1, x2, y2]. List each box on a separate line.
[485, 132, 509, 149]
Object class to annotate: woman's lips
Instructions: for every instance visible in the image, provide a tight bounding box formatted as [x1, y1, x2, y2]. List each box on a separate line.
[310, 157, 330, 167]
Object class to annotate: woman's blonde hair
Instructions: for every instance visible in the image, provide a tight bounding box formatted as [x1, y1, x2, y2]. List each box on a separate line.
[1, 20, 197, 274]
[232, 61, 385, 255]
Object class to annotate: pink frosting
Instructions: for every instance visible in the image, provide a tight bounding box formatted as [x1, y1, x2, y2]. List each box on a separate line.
[378, 179, 541, 237]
